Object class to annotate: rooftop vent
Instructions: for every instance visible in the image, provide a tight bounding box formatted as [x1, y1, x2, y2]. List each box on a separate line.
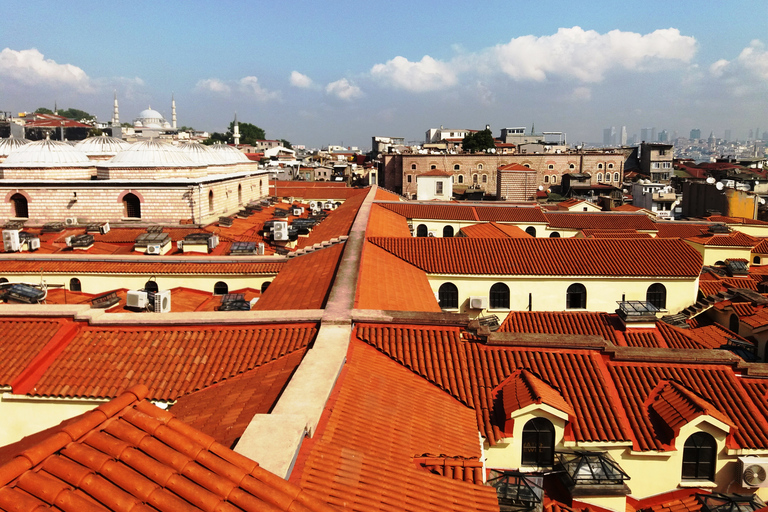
[134, 232, 171, 247]
[41, 222, 65, 233]
[487, 470, 543, 512]
[3, 220, 25, 230]
[146, 225, 164, 234]
[218, 293, 251, 311]
[708, 223, 731, 234]
[219, 216, 234, 227]
[725, 259, 749, 276]
[230, 241, 257, 255]
[68, 234, 95, 248]
[91, 291, 121, 309]
[3, 283, 46, 304]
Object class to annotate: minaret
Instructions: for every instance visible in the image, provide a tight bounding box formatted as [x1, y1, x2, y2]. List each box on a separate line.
[112, 91, 120, 126]
[233, 113, 240, 146]
[171, 94, 177, 130]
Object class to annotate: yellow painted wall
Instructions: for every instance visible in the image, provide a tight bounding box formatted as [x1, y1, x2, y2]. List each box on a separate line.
[725, 189, 758, 220]
[684, 242, 753, 267]
[430, 275, 699, 315]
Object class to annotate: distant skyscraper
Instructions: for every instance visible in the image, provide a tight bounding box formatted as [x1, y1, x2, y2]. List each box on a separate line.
[603, 127, 616, 146]
[651, 127, 657, 142]
[620, 126, 627, 146]
[690, 129, 701, 140]
[725, 129, 732, 141]
[749, 129, 754, 140]
[641, 128, 652, 143]
[658, 130, 668, 142]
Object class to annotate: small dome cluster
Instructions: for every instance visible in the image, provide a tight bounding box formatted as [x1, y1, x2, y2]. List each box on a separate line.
[1, 138, 91, 167]
[0, 135, 31, 158]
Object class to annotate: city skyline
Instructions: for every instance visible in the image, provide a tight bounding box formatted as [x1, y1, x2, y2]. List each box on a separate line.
[0, 0, 766, 148]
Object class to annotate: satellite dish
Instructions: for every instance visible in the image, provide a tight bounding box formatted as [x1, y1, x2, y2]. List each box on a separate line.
[761, 198, 766, 205]
[716, 182, 724, 191]
[706, 177, 716, 184]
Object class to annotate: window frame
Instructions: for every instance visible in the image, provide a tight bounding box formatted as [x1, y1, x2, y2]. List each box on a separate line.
[566, 283, 587, 309]
[646, 283, 667, 309]
[438, 282, 459, 309]
[521, 417, 555, 467]
[489, 282, 510, 309]
[681, 432, 716, 481]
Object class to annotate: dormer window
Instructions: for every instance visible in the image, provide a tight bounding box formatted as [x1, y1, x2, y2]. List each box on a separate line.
[682, 432, 716, 481]
[522, 418, 555, 467]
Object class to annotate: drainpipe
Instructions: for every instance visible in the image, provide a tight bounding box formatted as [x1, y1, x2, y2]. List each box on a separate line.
[198, 184, 204, 227]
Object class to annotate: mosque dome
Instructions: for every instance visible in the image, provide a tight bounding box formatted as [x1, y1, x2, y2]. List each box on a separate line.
[208, 143, 251, 164]
[75, 134, 130, 157]
[0, 138, 90, 167]
[101, 139, 199, 168]
[178, 142, 229, 165]
[134, 107, 168, 130]
[0, 135, 31, 158]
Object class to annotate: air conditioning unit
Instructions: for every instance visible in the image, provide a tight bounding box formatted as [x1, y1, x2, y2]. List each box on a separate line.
[64, 217, 78, 226]
[207, 234, 219, 250]
[292, 208, 302, 216]
[257, 242, 265, 255]
[273, 221, 289, 241]
[28, 237, 40, 251]
[740, 457, 768, 488]
[153, 289, 171, 313]
[469, 296, 489, 309]
[323, 201, 334, 210]
[428, 231, 436, 237]
[146, 244, 162, 255]
[2, 230, 21, 252]
[64, 236, 74, 247]
[309, 201, 317, 209]
[99, 222, 110, 235]
[177, 240, 184, 251]
[126, 290, 149, 309]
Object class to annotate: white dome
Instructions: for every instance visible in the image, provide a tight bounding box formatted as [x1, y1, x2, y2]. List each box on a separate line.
[76, 134, 130, 156]
[101, 139, 200, 167]
[178, 142, 229, 165]
[134, 107, 167, 130]
[1, 138, 90, 167]
[208, 143, 250, 164]
[0, 136, 31, 157]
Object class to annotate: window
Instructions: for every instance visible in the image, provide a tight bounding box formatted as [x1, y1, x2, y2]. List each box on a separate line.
[438, 283, 459, 309]
[652, 162, 660, 169]
[521, 418, 555, 467]
[123, 193, 141, 219]
[416, 224, 428, 237]
[436, 181, 444, 195]
[69, 278, 81, 292]
[544, 176, 550, 183]
[552, 175, 557, 184]
[566, 283, 586, 309]
[482, 174, 487, 184]
[548, 164, 554, 170]
[208, 190, 214, 213]
[411, 163, 417, 170]
[608, 163, 614, 170]
[144, 280, 159, 293]
[443, 225, 454, 237]
[605, 173, 611, 182]
[663, 162, 672, 169]
[473, 174, 478, 184]
[598, 163, 604, 170]
[525, 226, 536, 237]
[478, 164, 484, 170]
[213, 281, 229, 295]
[454, 164, 460, 171]
[458, 175, 464, 184]
[407, 174, 412, 183]
[682, 432, 716, 481]
[729, 314, 739, 334]
[754, 256, 761, 265]
[10, 193, 28, 218]
[490, 283, 510, 309]
[261, 281, 271, 293]
[614, 172, 619, 182]
[430, 164, 436, 170]
[238, 184, 243, 205]
[597, 173, 603, 182]
[523, 164, 531, 168]
[569, 163, 576, 170]
[646, 283, 666, 309]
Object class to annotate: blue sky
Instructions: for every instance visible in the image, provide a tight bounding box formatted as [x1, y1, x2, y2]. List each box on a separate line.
[1, 0, 766, 149]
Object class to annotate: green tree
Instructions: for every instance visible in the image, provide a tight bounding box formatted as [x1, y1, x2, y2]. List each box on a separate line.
[202, 132, 229, 145]
[88, 128, 103, 137]
[57, 108, 94, 121]
[34, 107, 54, 115]
[462, 128, 496, 153]
[178, 126, 195, 132]
[280, 138, 293, 149]
[228, 121, 265, 146]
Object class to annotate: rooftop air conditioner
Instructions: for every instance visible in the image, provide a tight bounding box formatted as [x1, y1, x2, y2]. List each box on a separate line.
[64, 217, 78, 226]
[292, 208, 302, 216]
[273, 221, 289, 241]
[740, 457, 768, 488]
[469, 296, 489, 310]
[207, 234, 219, 250]
[99, 222, 110, 235]
[146, 244, 162, 255]
[126, 290, 149, 309]
[428, 231, 436, 237]
[64, 236, 74, 247]
[2, 230, 21, 252]
[153, 289, 171, 313]
[257, 242, 265, 255]
[28, 237, 40, 251]
[177, 240, 184, 251]
[309, 201, 318, 209]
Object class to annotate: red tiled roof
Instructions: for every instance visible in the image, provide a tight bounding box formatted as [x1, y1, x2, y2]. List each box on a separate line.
[413, 456, 484, 485]
[635, 489, 707, 512]
[356, 241, 442, 312]
[296, 190, 367, 250]
[499, 163, 533, 171]
[273, 184, 368, 201]
[612, 204, 644, 212]
[494, 370, 575, 422]
[458, 222, 532, 238]
[685, 323, 752, 350]
[654, 223, 711, 239]
[543, 212, 658, 231]
[708, 215, 768, 226]
[170, 350, 306, 448]
[418, 169, 452, 177]
[0, 318, 74, 388]
[374, 188, 402, 201]
[0, 385, 339, 512]
[475, 206, 548, 223]
[646, 380, 734, 437]
[685, 231, 759, 247]
[367, 204, 413, 237]
[13, 322, 317, 401]
[499, 311, 619, 344]
[580, 229, 652, 239]
[0, 259, 283, 275]
[253, 244, 343, 310]
[355, 324, 631, 445]
[368, 237, 703, 277]
[753, 239, 768, 254]
[292, 340, 498, 512]
[379, 203, 478, 221]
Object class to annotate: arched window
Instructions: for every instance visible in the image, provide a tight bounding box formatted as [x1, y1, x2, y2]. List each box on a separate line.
[438, 283, 459, 309]
[614, 172, 620, 182]
[123, 193, 141, 219]
[682, 432, 716, 481]
[454, 164, 460, 171]
[597, 163, 604, 170]
[411, 163, 417, 170]
[544, 176, 550, 183]
[605, 173, 611, 182]
[208, 190, 214, 213]
[473, 174, 478, 184]
[569, 163, 576, 170]
[522, 418, 555, 467]
[608, 163, 614, 170]
[596, 173, 603, 182]
[0, 278, 7, 284]
[729, 314, 739, 334]
[552, 175, 557, 184]
[482, 174, 487, 183]
[548, 164, 554, 170]
[261, 281, 271, 293]
[458, 175, 464, 184]
[10, 193, 28, 218]
[69, 278, 81, 292]
[646, 283, 667, 309]
[430, 164, 436, 170]
[238, 184, 243, 205]
[443, 225, 454, 237]
[549, 231, 560, 238]
[490, 283, 510, 309]
[478, 164, 484, 170]
[525, 226, 537, 237]
[213, 281, 228, 295]
[144, 280, 158, 293]
[416, 224, 428, 237]
[523, 164, 531, 168]
[566, 283, 586, 309]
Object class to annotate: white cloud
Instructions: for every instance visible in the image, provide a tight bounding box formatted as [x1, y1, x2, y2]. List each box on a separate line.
[370, 55, 457, 92]
[325, 78, 362, 100]
[196, 78, 231, 94]
[736, 40, 768, 80]
[0, 48, 93, 92]
[488, 27, 697, 83]
[709, 59, 730, 78]
[290, 71, 313, 88]
[238, 76, 280, 101]
[570, 86, 592, 101]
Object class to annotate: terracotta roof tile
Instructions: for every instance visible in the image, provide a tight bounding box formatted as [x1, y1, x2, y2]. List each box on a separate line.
[368, 237, 703, 277]
[292, 340, 498, 512]
[708, 215, 768, 226]
[654, 223, 711, 239]
[0, 259, 283, 276]
[253, 244, 343, 310]
[493, 369, 575, 422]
[612, 204, 645, 212]
[274, 184, 368, 201]
[296, 191, 367, 250]
[543, 212, 658, 231]
[356, 241, 442, 312]
[14, 322, 317, 401]
[752, 239, 768, 254]
[379, 203, 478, 221]
[635, 489, 707, 512]
[580, 229, 652, 239]
[499, 311, 620, 344]
[458, 222, 532, 238]
[171, 350, 306, 448]
[474, 206, 548, 223]
[374, 188, 402, 201]
[413, 456, 485, 485]
[646, 380, 735, 437]
[0, 385, 339, 512]
[366, 204, 412, 237]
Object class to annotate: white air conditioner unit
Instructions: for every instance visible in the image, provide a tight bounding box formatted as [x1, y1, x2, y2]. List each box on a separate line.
[207, 234, 219, 250]
[469, 296, 489, 309]
[323, 201, 334, 210]
[153, 289, 171, 313]
[740, 457, 768, 488]
[2, 229, 21, 252]
[146, 244, 162, 255]
[64, 217, 78, 226]
[28, 237, 40, 251]
[99, 222, 110, 235]
[64, 236, 74, 247]
[273, 221, 289, 241]
[292, 208, 302, 216]
[428, 231, 436, 237]
[126, 290, 149, 309]
[177, 240, 184, 250]
[257, 242, 265, 255]
[309, 201, 318, 209]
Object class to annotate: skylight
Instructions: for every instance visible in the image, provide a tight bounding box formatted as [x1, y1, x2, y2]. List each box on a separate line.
[556, 450, 629, 486]
[699, 493, 765, 512]
[487, 470, 543, 512]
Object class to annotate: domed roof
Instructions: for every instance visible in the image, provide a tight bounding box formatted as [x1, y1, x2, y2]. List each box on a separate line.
[101, 139, 200, 167]
[0, 135, 31, 157]
[178, 142, 229, 165]
[1, 138, 90, 167]
[134, 107, 169, 130]
[75, 134, 130, 156]
[208, 143, 251, 164]
[138, 108, 163, 119]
